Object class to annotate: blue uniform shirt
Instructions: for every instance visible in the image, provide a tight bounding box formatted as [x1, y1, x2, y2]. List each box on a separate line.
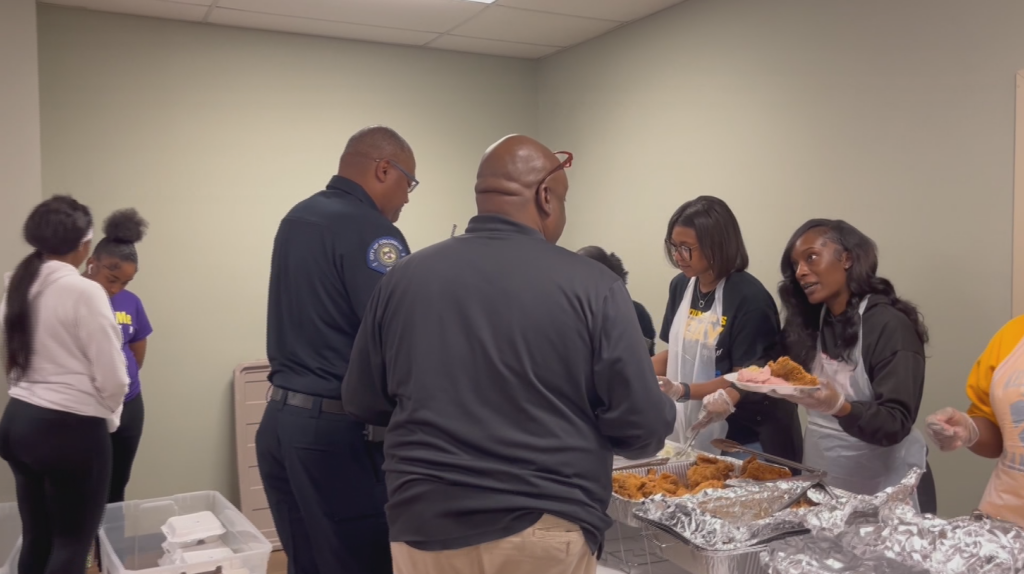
[266, 176, 409, 399]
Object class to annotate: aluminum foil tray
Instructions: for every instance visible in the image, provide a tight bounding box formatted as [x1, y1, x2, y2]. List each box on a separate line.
[641, 521, 794, 574]
[607, 453, 743, 527]
[607, 452, 795, 528]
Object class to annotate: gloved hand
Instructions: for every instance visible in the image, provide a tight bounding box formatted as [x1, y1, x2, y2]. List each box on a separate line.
[658, 376, 684, 401]
[785, 378, 845, 415]
[690, 389, 736, 433]
[926, 408, 980, 452]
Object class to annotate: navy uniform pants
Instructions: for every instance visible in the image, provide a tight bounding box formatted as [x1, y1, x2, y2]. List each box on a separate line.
[256, 398, 391, 574]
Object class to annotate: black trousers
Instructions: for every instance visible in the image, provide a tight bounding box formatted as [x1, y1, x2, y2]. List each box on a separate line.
[255, 397, 391, 574]
[108, 395, 145, 504]
[0, 398, 111, 574]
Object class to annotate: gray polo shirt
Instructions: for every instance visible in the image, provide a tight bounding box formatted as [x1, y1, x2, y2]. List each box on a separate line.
[343, 214, 676, 553]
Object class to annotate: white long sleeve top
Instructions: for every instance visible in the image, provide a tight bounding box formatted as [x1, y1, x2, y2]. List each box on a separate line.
[1, 260, 129, 430]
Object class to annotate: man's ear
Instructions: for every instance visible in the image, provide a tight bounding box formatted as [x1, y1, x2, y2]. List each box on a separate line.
[536, 184, 553, 217]
[375, 159, 389, 183]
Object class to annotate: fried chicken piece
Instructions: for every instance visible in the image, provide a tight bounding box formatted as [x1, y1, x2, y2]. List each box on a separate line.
[739, 456, 793, 481]
[688, 455, 736, 488]
[650, 471, 683, 495]
[612, 473, 644, 501]
[767, 357, 819, 387]
[614, 470, 687, 500]
[691, 480, 725, 494]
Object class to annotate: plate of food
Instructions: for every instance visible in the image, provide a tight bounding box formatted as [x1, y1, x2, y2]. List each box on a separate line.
[724, 357, 820, 396]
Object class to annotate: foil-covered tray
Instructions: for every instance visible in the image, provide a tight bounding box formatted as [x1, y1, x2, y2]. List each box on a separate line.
[642, 527, 778, 574]
[630, 485, 834, 574]
[760, 468, 1024, 574]
[633, 480, 816, 551]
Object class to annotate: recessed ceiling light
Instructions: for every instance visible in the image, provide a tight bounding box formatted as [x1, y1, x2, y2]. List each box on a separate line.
[464, 0, 498, 4]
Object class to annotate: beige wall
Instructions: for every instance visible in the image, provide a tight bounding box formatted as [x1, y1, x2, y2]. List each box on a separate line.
[37, 4, 537, 502]
[539, 0, 1024, 516]
[0, 0, 44, 502]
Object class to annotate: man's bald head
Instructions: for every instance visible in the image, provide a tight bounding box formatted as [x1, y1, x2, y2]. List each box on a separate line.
[475, 135, 570, 244]
[341, 126, 413, 165]
[337, 125, 417, 223]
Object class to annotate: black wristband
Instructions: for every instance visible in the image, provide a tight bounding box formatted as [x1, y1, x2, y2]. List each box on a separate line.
[680, 382, 691, 401]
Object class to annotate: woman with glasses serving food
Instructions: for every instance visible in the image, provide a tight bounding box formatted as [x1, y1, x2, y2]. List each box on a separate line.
[654, 196, 802, 461]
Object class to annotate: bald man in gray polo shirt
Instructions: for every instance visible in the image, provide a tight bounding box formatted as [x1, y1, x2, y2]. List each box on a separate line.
[344, 135, 675, 574]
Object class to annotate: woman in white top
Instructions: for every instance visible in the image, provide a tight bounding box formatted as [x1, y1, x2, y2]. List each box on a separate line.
[0, 195, 129, 574]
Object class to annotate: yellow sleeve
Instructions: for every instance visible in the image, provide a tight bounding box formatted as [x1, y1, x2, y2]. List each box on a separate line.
[966, 315, 1024, 424]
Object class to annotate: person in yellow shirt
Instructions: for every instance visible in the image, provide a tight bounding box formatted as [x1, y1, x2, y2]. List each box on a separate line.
[926, 315, 1024, 526]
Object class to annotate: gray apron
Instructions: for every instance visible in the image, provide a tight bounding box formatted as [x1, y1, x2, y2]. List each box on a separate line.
[802, 296, 927, 507]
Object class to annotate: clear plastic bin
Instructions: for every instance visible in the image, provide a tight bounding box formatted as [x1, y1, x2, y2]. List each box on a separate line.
[98, 491, 271, 574]
[0, 503, 20, 574]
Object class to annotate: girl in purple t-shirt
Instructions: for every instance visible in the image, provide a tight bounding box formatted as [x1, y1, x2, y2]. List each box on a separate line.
[84, 209, 152, 504]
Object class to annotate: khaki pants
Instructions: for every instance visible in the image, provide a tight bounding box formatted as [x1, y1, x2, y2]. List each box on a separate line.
[391, 514, 597, 574]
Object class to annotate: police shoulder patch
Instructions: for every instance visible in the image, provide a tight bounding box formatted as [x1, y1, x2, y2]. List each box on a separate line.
[367, 236, 408, 274]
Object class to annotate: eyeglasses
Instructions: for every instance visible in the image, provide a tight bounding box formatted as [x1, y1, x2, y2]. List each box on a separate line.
[666, 240, 697, 262]
[536, 151, 573, 191]
[376, 158, 419, 193]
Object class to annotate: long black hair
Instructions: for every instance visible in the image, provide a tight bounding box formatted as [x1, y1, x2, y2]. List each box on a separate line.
[664, 196, 749, 278]
[576, 246, 628, 284]
[93, 208, 147, 265]
[4, 196, 93, 379]
[779, 219, 928, 368]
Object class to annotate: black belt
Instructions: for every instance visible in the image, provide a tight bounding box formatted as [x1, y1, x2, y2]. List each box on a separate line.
[270, 387, 346, 414]
[269, 387, 387, 442]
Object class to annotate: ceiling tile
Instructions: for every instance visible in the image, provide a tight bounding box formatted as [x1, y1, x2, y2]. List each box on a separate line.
[450, 6, 619, 47]
[429, 35, 559, 59]
[496, 0, 685, 23]
[216, 0, 485, 34]
[42, 0, 210, 20]
[207, 7, 440, 45]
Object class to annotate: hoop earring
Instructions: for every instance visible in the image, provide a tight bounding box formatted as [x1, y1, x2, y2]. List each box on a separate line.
[87, 264, 94, 274]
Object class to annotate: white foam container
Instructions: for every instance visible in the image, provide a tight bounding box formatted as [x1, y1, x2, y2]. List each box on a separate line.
[99, 491, 271, 574]
[161, 511, 226, 547]
[0, 503, 20, 574]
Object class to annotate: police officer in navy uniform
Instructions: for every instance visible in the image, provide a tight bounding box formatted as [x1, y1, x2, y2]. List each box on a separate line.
[257, 126, 417, 574]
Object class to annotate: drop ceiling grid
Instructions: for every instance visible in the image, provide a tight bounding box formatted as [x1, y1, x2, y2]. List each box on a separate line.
[39, 0, 687, 59]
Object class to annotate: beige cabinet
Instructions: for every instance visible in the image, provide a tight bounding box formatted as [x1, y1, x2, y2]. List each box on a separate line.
[233, 360, 280, 550]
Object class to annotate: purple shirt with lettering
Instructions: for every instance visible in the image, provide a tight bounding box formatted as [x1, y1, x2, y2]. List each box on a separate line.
[110, 289, 153, 402]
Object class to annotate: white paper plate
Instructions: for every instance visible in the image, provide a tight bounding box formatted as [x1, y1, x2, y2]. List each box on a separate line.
[724, 372, 819, 396]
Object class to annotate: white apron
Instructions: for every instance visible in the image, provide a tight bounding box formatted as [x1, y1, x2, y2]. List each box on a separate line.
[803, 296, 927, 508]
[666, 277, 728, 454]
[978, 334, 1024, 527]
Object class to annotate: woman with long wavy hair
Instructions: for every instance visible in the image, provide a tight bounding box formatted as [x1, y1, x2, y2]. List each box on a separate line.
[0, 195, 129, 574]
[776, 219, 931, 506]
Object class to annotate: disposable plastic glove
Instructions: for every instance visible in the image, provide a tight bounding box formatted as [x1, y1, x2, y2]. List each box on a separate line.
[657, 376, 684, 401]
[690, 389, 736, 433]
[926, 408, 980, 452]
[785, 378, 845, 415]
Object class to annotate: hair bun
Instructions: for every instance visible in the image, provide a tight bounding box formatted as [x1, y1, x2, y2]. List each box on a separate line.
[103, 208, 147, 244]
